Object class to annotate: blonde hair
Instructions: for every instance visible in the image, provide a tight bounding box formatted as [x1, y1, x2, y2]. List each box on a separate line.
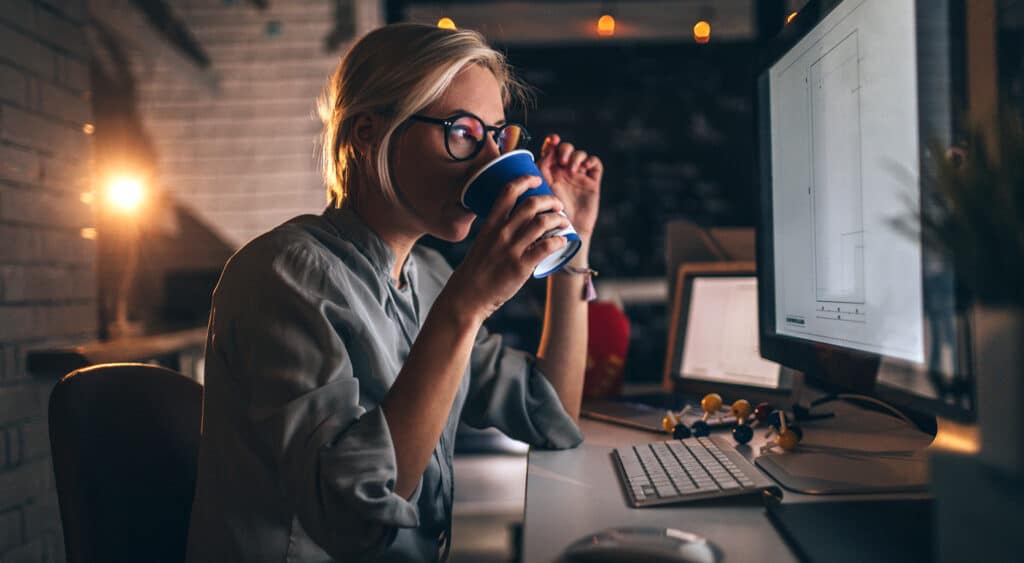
[318, 23, 532, 208]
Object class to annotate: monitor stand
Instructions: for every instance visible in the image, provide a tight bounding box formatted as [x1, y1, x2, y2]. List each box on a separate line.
[754, 399, 936, 494]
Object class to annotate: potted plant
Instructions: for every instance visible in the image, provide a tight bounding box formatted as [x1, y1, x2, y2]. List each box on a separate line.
[916, 114, 1024, 476]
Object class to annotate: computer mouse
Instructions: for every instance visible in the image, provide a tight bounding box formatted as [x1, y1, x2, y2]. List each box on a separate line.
[558, 526, 721, 563]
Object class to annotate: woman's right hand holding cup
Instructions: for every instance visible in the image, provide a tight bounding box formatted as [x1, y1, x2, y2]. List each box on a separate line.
[443, 175, 570, 324]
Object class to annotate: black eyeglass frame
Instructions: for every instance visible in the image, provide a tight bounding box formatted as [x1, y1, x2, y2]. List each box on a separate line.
[408, 112, 531, 162]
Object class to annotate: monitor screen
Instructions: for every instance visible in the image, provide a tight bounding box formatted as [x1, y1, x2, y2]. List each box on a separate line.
[681, 276, 781, 389]
[757, 0, 973, 419]
[767, 0, 923, 362]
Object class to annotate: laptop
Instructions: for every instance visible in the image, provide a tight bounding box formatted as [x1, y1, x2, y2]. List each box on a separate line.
[582, 262, 790, 432]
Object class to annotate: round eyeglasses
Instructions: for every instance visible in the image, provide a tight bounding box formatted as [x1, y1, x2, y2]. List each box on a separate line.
[408, 112, 531, 162]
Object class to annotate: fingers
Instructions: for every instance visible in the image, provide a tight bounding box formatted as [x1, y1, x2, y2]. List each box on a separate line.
[523, 235, 568, 267]
[506, 194, 563, 232]
[513, 209, 570, 253]
[540, 134, 561, 160]
[482, 175, 542, 231]
[569, 150, 588, 173]
[583, 155, 603, 179]
[538, 134, 559, 176]
[543, 134, 600, 178]
[556, 142, 575, 166]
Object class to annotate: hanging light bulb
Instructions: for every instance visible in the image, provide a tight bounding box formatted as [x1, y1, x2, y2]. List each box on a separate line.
[693, 20, 711, 44]
[596, 1, 617, 37]
[437, 16, 456, 30]
[786, 11, 798, 25]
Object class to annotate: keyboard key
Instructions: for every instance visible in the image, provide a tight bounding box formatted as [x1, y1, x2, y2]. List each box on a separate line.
[655, 484, 677, 497]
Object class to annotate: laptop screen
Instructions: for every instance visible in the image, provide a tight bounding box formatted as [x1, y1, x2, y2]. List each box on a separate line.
[679, 276, 781, 389]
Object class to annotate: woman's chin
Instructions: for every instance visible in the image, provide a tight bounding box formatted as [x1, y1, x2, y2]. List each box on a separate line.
[437, 221, 474, 243]
[434, 209, 476, 242]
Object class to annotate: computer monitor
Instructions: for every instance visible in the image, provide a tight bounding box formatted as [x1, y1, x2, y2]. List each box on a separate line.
[682, 276, 780, 388]
[756, 0, 973, 425]
[664, 262, 793, 402]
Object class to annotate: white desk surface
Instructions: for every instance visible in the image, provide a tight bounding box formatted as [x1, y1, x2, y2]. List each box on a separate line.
[522, 417, 798, 562]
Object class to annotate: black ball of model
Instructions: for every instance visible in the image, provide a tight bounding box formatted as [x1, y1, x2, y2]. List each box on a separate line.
[691, 420, 711, 438]
[672, 424, 692, 439]
[732, 424, 753, 445]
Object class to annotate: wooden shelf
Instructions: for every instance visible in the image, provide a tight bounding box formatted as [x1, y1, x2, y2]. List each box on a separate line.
[27, 327, 207, 379]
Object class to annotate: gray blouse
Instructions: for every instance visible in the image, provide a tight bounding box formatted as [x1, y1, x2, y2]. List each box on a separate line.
[185, 206, 583, 563]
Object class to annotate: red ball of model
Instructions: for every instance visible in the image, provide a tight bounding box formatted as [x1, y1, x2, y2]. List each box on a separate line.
[753, 402, 773, 422]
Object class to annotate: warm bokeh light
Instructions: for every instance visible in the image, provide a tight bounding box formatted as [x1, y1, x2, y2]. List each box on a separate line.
[82, 123, 95, 135]
[597, 14, 615, 36]
[80, 227, 97, 240]
[786, 11, 798, 25]
[106, 177, 145, 213]
[694, 20, 711, 44]
[437, 17, 456, 30]
[80, 191, 94, 205]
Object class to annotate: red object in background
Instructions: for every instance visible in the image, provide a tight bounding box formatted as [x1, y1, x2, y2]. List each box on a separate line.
[583, 301, 631, 398]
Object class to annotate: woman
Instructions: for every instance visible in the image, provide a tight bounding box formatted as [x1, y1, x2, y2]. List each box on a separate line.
[186, 22, 603, 563]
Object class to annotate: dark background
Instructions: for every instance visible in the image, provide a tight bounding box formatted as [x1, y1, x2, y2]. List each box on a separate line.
[421, 40, 761, 382]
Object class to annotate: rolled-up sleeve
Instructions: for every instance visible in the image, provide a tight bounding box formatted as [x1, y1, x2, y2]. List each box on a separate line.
[459, 324, 583, 450]
[217, 243, 420, 560]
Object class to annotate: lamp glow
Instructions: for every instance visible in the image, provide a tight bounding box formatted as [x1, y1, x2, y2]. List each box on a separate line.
[106, 177, 145, 212]
[597, 14, 615, 36]
[693, 20, 711, 44]
[786, 11, 798, 24]
[437, 17, 456, 30]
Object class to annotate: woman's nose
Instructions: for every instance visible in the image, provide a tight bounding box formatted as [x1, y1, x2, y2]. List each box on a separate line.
[479, 133, 502, 161]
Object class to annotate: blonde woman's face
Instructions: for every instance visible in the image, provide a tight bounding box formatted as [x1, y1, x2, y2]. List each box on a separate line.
[391, 63, 506, 242]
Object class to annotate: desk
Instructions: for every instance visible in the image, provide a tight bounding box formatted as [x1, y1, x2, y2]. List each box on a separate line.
[523, 394, 942, 561]
[523, 417, 798, 562]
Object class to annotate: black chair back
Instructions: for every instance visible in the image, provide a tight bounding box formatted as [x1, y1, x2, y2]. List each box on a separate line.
[49, 363, 202, 563]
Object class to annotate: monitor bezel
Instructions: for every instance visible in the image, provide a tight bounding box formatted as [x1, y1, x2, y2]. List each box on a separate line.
[754, 0, 975, 422]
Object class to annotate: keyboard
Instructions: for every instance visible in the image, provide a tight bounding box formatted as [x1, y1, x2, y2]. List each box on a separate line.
[612, 436, 778, 507]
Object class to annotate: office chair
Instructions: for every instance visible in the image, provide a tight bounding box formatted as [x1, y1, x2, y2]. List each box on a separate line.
[49, 363, 202, 563]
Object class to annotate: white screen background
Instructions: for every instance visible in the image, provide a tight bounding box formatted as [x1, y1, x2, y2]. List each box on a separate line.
[768, 0, 925, 363]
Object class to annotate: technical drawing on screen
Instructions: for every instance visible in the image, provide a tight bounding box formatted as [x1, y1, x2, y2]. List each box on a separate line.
[766, 0, 924, 363]
[810, 31, 866, 310]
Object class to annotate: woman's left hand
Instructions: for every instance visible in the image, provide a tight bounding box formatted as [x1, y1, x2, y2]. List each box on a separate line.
[537, 134, 602, 237]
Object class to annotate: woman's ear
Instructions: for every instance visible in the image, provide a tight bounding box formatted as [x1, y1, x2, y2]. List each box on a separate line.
[351, 112, 377, 157]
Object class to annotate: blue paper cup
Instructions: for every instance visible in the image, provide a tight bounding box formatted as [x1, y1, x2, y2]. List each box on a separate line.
[461, 149, 582, 278]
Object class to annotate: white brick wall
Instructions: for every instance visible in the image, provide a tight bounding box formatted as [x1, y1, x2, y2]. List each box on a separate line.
[134, 0, 383, 247]
[0, 0, 95, 561]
